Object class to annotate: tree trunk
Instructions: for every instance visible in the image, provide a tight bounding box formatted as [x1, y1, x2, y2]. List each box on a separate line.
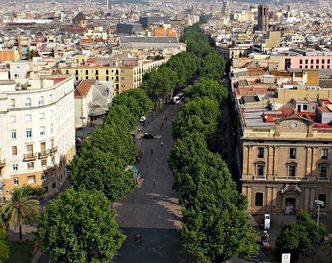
[19, 224, 22, 241]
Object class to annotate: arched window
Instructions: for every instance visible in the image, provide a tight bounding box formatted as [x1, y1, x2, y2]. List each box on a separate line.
[10, 99, 15, 107]
[255, 193, 263, 206]
[24, 98, 31, 107]
[38, 96, 44, 105]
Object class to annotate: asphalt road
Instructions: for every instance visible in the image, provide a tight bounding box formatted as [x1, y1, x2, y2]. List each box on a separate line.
[112, 103, 187, 263]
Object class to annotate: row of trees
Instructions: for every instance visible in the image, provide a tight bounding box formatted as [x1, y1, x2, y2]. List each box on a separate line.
[35, 88, 154, 262]
[69, 88, 153, 201]
[169, 24, 257, 263]
[142, 52, 199, 107]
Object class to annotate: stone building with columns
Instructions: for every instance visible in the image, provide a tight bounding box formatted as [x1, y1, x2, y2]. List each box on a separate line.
[238, 103, 332, 215]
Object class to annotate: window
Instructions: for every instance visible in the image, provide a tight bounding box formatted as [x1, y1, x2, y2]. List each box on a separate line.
[322, 148, 328, 159]
[85, 70, 88, 75]
[303, 105, 308, 111]
[12, 164, 18, 171]
[39, 112, 45, 120]
[311, 59, 314, 64]
[12, 146, 17, 155]
[10, 99, 15, 107]
[26, 144, 33, 155]
[27, 175, 35, 184]
[258, 147, 264, 158]
[27, 162, 34, 170]
[13, 178, 19, 186]
[255, 193, 263, 206]
[25, 98, 31, 107]
[328, 59, 330, 64]
[316, 65, 319, 69]
[319, 165, 328, 177]
[11, 130, 16, 139]
[52, 182, 56, 189]
[288, 165, 296, 177]
[318, 194, 326, 208]
[41, 159, 47, 167]
[9, 116, 16, 123]
[289, 148, 296, 159]
[316, 59, 319, 64]
[41, 173, 48, 181]
[257, 164, 264, 176]
[26, 128, 32, 138]
[299, 65, 302, 69]
[25, 114, 32, 122]
[40, 126, 45, 136]
[38, 96, 44, 105]
[305, 59, 308, 64]
[322, 59, 325, 64]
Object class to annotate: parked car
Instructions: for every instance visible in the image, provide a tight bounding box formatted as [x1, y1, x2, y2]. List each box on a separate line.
[139, 116, 146, 122]
[143, 133, 154, 139]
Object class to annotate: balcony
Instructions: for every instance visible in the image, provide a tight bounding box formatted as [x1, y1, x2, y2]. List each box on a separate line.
[38, 151, 49, 159]
[49, 146, 58, 155]
[317, 177, 330, 182]
[274, 177, 310, 182]
[23, 153, 37, 162]
[0, 159, 5, 168]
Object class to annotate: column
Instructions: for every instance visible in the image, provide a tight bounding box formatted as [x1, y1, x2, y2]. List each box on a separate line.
[274, 146, 280, 176]
[304, 188, 310, 211]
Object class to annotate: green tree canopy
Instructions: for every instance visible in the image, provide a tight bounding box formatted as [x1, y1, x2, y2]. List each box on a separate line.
[36, 188, 125, 263]
[143, 67, 176, 103]
[0, 229, 9, 263]
[185, 77, 228, 103]
[69, 148, 135, 202]
[199, 50, 225, 81]
[276, 210, 326, 255]
[173, 97, 221, 139]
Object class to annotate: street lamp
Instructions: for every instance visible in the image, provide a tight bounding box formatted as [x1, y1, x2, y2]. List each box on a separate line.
[314, 199, 325, 229]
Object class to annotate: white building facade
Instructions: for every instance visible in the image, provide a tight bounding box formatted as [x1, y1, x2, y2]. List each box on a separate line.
[0, 75, 76, 200]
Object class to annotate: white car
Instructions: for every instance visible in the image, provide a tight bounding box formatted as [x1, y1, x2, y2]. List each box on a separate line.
[139, 116, 146, 122]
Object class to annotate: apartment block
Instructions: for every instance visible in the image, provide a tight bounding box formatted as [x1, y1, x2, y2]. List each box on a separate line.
[0, 74, 76, 200]
[59, 57, 167, 94]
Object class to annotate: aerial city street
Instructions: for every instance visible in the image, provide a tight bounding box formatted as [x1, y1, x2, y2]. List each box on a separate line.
[0, 0, 332, 262]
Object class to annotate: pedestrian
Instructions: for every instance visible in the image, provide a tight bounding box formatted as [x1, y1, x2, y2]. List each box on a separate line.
[160, 142, 164, 147]
[153, 179, 156, 187]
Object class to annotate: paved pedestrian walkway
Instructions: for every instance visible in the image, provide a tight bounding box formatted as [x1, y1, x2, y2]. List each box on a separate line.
[112, 103, 186, 263]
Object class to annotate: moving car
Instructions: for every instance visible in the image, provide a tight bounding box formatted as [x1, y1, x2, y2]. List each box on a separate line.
[139, 116, 146, 122]
[143, 133, 154, 139]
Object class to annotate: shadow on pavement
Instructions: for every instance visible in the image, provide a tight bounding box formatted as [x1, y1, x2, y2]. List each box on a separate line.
[112, 227, 187, 263]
